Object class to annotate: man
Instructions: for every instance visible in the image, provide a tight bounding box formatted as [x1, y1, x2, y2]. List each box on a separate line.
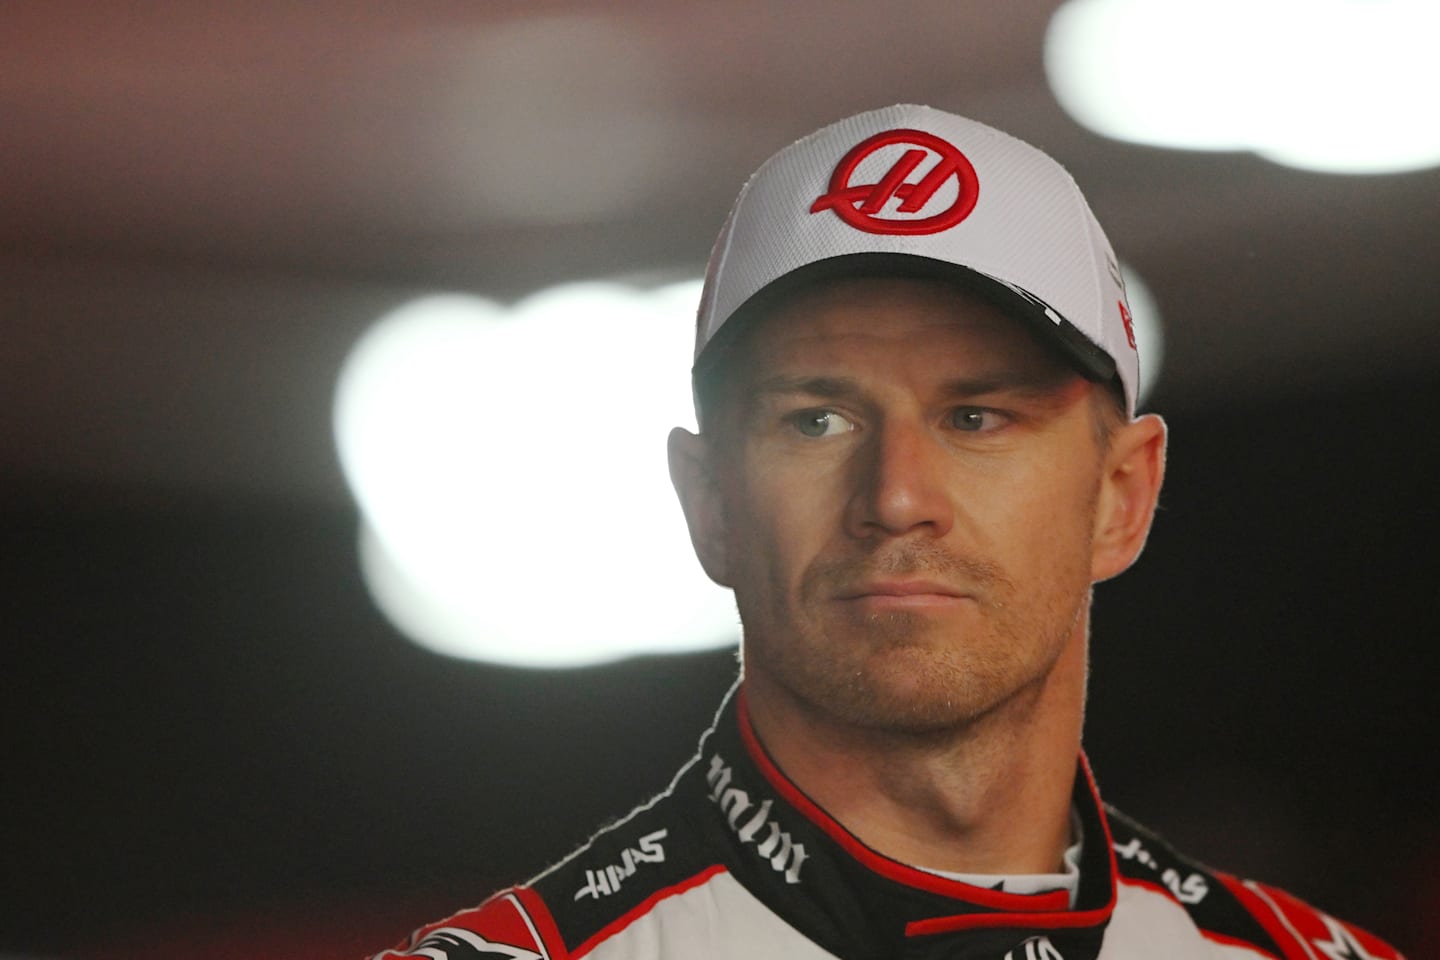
[372, 106, 1403, 959]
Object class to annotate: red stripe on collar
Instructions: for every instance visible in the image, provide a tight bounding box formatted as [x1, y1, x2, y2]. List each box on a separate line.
[735, 685, 1104, 917]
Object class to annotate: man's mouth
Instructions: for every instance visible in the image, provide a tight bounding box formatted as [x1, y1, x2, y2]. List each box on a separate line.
[838, 580, 974, 610]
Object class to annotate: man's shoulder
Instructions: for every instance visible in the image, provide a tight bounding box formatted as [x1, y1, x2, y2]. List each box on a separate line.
[368, 776, 730, 960]
[1106, 806, 1406, 959]
[367, 887, 565, 960]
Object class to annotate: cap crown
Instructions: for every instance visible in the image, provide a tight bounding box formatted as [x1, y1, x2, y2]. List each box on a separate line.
[697, 104, 1139, 415]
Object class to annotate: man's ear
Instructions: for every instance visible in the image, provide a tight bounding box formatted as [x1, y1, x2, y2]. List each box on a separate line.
[1091, 413, 1167, 583]
[668, 426, 732, 587]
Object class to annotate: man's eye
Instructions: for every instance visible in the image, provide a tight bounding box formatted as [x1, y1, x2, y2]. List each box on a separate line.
[950, 407, 1003, 432]
[790, 410, 852, 438]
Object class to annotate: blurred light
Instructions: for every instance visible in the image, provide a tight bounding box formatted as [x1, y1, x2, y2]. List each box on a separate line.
[335, 281, 739, 667]
[1045, 0, 1440, 174]
[335, 270, 1161, 666]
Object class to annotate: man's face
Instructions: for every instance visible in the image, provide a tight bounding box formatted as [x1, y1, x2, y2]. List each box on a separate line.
[696, 276, 1116, 734]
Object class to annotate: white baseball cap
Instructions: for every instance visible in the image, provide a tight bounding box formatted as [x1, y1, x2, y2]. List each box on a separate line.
[695, 103, 1141, 416]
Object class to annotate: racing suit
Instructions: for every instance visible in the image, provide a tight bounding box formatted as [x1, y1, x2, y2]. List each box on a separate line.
[372, 685, 1404, 960]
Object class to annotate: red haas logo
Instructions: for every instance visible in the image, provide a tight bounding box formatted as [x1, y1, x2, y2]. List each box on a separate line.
[810, 129, 980, 236]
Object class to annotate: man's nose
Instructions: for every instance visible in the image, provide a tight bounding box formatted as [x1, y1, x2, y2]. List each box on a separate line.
[844, 419, 955, 540]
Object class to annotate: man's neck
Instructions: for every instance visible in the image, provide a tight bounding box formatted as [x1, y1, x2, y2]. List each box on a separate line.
[742, 628, 1087, 878]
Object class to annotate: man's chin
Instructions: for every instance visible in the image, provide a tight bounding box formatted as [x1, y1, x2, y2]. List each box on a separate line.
[793, 643, 997, 735]
[746, 613, 1007, 732]
[838, 609, 988, 661]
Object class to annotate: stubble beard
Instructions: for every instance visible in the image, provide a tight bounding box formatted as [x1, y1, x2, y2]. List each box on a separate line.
[741, 541, 1090, 738]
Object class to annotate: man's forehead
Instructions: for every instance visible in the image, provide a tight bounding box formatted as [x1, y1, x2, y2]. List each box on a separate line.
[691, 267, 1108, 432]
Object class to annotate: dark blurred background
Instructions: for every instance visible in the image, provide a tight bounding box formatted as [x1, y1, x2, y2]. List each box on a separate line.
[3, 3, 1437, 957]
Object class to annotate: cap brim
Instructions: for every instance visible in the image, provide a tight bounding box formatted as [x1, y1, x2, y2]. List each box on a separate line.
[695, 252, 1118, 385]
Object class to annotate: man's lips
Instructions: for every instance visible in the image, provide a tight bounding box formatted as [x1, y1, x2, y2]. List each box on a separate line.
[837, 580, 973, 604]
